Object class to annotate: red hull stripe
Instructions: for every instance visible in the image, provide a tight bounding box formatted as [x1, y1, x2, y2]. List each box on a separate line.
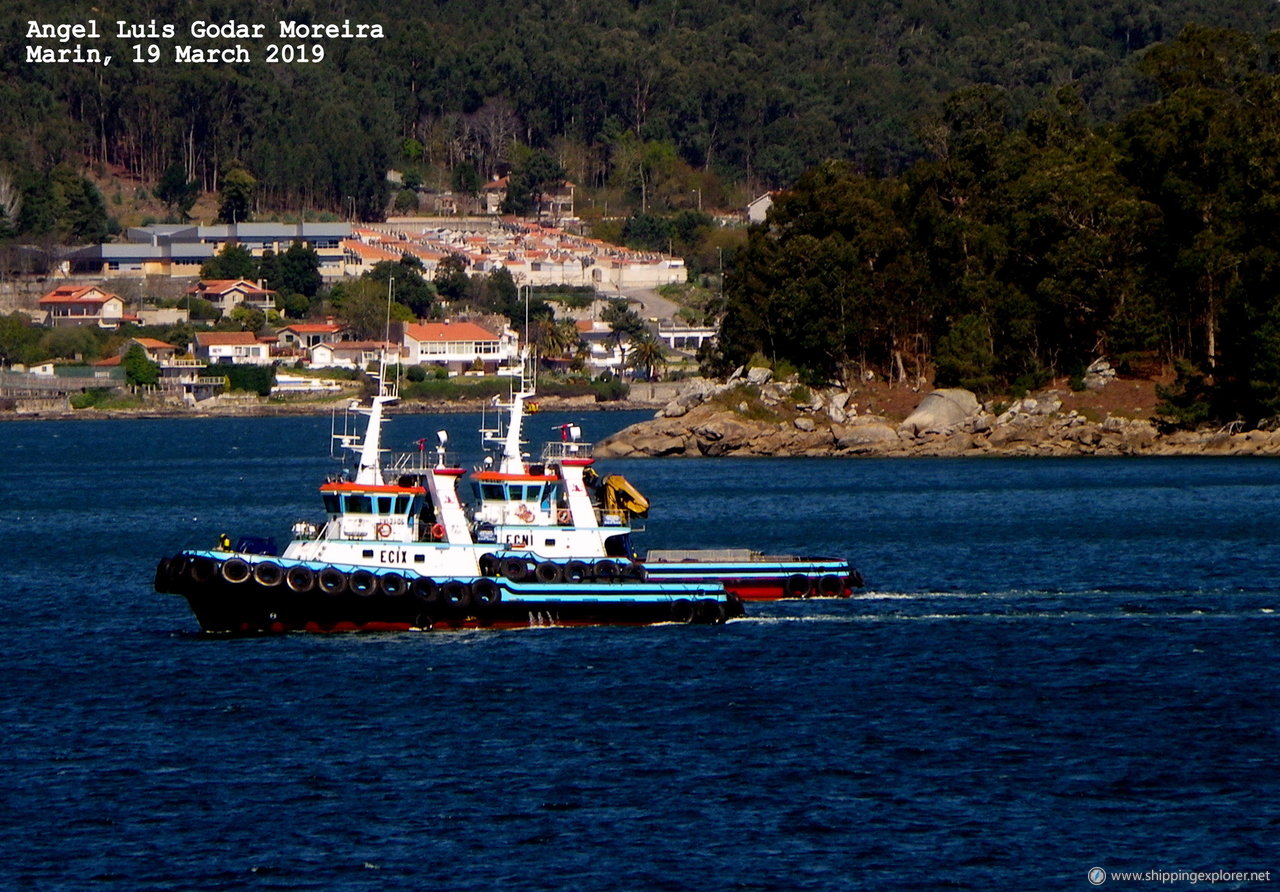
[320, 483, 426, 494]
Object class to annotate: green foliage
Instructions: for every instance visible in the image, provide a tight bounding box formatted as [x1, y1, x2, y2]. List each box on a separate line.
[501, 151, 567, 216]
[934, 315, 998, 394]
[209, 363, 275, 397]
[121, 344, 159, 387]
[406, 364, 427, 383]
[156, 163, 198, 219]
[394, 189, 419, 213]
[218, 161, 256, 224]
[433, 254, 471, 301]
[1155, 360, 1214, 429]
[201, 244, 257, 280]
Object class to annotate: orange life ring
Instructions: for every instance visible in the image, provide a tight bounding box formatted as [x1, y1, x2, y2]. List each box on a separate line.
[431, 522, 446, 540]
[556, 508, 571, 525]
[375, 522, 393, 540]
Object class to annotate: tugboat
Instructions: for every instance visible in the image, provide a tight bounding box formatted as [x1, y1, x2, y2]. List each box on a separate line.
[466, 375, 864, 601]
[155, 368, 741, 634]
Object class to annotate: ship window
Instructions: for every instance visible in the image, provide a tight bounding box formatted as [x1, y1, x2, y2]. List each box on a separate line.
[362, 549, 374, 558]
[323, 494, 340, 514]
[414, 553, 425, 563]
[524, 485, 543, 501]
[345, 495, 372, 514]
[482, 484, 503, 500]
[377, 496, 394, 514]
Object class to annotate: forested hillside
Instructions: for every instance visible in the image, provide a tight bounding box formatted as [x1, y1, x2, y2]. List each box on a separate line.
[2, 0, 1279, 237]
[715, 26, 1280, 426]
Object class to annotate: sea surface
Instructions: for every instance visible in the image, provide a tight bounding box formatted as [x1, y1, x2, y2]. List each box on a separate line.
[1, 409, 1277, 890]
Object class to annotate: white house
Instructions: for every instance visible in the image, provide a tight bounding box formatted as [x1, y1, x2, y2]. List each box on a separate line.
[401, 321, 519, 375]
[309, 340, 401, 370]
[194, 331, 274, 365]
[37, 285, 128, 328]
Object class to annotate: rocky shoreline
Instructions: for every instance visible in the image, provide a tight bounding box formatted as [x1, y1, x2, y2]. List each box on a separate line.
[595, 372, 1280, 458]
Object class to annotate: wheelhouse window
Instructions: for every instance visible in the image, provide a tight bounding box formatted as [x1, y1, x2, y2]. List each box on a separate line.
[345, 494, 373, 514]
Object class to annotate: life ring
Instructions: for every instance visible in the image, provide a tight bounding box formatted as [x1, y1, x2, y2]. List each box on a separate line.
[221, 557, 251, 584]
[379, 572, 408, 597]
[430, 523, 446, 541]
[375, 522, 393, 540]
[318, 567, 347, 595]
[784, 573, 812, 598]
[515, 504, 534, 523]
[253, 561, 284, 587]
[286, 565, 316, 593]
[556, 508, 571, 525]
[473, 578, 501, 607]
[350, 570, 377, 596]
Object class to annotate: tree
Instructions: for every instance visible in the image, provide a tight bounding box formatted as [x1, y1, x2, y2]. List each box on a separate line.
[201, 244, 257, 280]
[627, 332, 668, 381]
[218, 161, 256, 224]
[156, 163, 199, 220]
[278, 242, 322, 298]
[501, 150, 567, 217]
[334, 278, 414, 339]
[433, 253, 471, 301]
[364, 260, 436, 318]
[122, 344, 160, 386]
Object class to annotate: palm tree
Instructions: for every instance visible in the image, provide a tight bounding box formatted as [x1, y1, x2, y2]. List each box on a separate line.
[627, 332, 668, 381]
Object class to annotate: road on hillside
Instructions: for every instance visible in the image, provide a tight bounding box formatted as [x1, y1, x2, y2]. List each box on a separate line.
[616, 286, 680, 326]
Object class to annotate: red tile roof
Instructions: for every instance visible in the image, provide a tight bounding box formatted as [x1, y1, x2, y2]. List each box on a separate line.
[195, 331, 261, 346]
[404, 321, 499, 342]
[38, 286, 119, 305]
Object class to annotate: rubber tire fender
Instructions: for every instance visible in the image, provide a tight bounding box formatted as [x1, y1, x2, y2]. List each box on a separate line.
[412, 576, 439, 604]
[817, 574, 843, 597]
[564, 560, 590, 583]
[478, 553, 499, 577]
[591, 559, 618, 580]
[670, 598, 696, 624]
[349, 570, 377, 596]
[784, 573, 812, 598]
[501, 557, 530, 582]
[253, 561, 284, 587]
[318, 567, 347, 595]
[534, 561, 563, 583]
[153, 557, 172, 593]
[441, 580, 471, 609]
[695, 599, 727, 625]
[379, 572, 408, 597]
[286, 565, 316, 593]
[472, 577, 502, 607]
[221, 557, 252, 584]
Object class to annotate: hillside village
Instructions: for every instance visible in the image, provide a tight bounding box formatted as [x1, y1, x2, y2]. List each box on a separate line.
[0, 214, 724, 414]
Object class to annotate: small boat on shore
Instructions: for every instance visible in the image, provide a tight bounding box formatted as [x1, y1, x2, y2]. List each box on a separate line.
[155, 371, 741, 634]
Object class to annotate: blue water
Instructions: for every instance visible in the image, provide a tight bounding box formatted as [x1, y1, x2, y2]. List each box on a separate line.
[2, 411, 1277, 890]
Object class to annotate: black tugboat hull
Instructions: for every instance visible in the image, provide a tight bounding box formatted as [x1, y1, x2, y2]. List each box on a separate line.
[157, 552, 743, 634]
